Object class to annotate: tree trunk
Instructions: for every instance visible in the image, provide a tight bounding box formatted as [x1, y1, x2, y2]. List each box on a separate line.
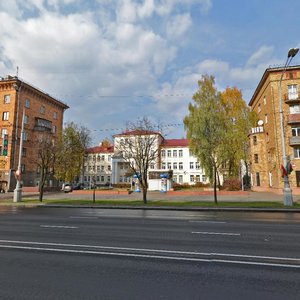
[142, 188, 147, 204]
[39, 169, 46, 202]
[214, 165, 218, 205]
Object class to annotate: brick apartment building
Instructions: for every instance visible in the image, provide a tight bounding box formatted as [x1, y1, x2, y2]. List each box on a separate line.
[249, 65, 300, 193]
[0, 76, 69, 191]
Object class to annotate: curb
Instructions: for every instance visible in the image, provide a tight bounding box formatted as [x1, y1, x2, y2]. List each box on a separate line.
[37, 204, 300, 213]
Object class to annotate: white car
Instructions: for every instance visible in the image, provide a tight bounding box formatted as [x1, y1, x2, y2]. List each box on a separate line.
[61, 183, 73, 193]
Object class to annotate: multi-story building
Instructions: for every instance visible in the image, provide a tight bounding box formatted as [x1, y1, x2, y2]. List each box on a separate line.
[0, 75, 69, 190]
[83, 143, 114, 187]
[249, 65, 300, 193]
[82, 131, 207, 189]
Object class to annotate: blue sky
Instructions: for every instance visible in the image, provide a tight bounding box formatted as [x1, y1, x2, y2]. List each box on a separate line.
[1, 0, 300, 144]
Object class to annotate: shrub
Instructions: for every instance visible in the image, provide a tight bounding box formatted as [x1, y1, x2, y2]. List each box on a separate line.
[111, 183, 131, 189]
[222, 178, 241, 191]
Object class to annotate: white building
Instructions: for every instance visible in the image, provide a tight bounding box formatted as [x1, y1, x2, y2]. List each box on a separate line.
[82, 131, 207, 190]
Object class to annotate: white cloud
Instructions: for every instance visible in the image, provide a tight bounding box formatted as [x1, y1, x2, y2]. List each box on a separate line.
[246, 45, 274, 67]
[166, 13, 192, 40]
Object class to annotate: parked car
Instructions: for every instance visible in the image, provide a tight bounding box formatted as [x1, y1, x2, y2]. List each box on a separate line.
[61, 183, 73, 193]
[73, 184, 83, 190]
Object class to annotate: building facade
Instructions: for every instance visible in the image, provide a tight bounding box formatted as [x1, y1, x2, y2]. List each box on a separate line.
[249, 65, 300, 193]
[0, 75, 69, 191]
[82, 132, 208, 189]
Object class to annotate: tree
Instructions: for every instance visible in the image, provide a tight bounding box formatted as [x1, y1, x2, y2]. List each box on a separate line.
[55, 122, 91, 183]
[184, 75, 226, 204]
[114, 117, 162, 204]
[33, 134, 57, 202]
[220, 87, 257, 178]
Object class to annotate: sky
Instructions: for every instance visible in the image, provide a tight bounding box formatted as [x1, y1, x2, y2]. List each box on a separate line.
[1, 0, 300, 144]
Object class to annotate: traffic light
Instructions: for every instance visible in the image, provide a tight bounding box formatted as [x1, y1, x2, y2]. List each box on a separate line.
[2, 134, 8, 156]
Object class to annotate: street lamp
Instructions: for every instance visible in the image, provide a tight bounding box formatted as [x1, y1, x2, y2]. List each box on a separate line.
[13, 109, 25, 203]
[279, 47, 299, 206]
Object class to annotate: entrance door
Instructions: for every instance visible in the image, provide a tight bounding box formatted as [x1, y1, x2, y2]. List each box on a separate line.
[256, 172, 260, 186]
[296, 171, 300, 187]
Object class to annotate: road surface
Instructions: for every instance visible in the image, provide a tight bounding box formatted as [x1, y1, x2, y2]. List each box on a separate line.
[0, 207, 299, 299]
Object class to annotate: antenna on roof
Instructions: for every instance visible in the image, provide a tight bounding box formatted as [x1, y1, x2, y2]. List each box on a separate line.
[16, 66, 19, 78]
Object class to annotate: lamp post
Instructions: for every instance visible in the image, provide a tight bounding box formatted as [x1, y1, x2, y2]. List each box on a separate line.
[279, 47, 299, 206]
[13, 109, 25, 202]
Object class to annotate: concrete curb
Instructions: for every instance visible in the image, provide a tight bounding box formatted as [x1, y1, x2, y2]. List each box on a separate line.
[37, 204, 300, 213]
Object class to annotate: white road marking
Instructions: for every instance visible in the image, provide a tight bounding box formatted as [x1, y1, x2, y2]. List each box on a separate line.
[40, 225, 78, 229]
[0, 242, 299, 269]
[69, 216, 98, 219]
[189, 220, 227, 224]
[192, 231, 240, 236]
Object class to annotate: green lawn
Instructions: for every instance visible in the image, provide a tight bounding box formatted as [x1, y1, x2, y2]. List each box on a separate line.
[17, 198, 300, 208]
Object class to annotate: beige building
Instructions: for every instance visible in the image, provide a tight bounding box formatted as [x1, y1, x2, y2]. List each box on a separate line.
[249, 65, 300, 193]
[0, 75, 69, 191]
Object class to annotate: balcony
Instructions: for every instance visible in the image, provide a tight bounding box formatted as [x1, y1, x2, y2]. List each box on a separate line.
[288, 113, 300, 124]
[285, 92, 300, 104]
[289, 136, 300, 146]
[34, 117, 52, 132]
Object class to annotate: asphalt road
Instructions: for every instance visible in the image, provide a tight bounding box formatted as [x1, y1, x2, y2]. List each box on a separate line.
[0, 207, 300, 299]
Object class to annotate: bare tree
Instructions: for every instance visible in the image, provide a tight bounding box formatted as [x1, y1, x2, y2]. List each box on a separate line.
[114, 117, 162, 204]
[34, 135, 56, 202]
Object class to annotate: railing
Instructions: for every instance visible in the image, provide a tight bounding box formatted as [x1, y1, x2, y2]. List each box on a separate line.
[289, 136, 300, 146]
[284, 92, 300, 102]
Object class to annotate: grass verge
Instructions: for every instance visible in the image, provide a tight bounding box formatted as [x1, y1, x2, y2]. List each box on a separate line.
[18, 198, 300, 208]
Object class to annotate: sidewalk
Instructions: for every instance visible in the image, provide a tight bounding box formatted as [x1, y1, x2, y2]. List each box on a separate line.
[0, 189, 298, 204]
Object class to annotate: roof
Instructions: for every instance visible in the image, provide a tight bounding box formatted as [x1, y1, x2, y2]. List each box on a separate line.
[249, 65, 300, 106]
[113, 129, 162, 137]
[161, 139, 189, 147]
[0, 75, 69, 110]
[86, 145, 114, 154]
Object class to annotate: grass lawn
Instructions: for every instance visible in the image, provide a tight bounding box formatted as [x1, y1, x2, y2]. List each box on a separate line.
[17, 198, 300, 208]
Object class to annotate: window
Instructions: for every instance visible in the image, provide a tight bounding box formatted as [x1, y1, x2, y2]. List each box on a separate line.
[167, 150, 171, 157]
[292, 127, 300, 136]
[190, 162, 194, 169]
[22, 148, 27, 157]
[253, 136, 257, 145]
[167, 162, 171, 169]
[162, 162, 166, 169]
[179, 175, 183, 183]
[161, 150, 165, 157]
[4, 95, 10, 104]
[24, 115, 29, 124]
[173, 150, 177, 157]
[21, 164, 25, 173]
[22, 131, 28, 141]
[265, 114, 268, 124]
[254, 154, 259, 163]
[25, 99, 30, 108]
[179, 150, 183, 157]
[263, 96, 266, 105]
[190, 175, 194, 182]
[52, 125, 56, 133]
[108, 165, 111, 171]
[97, 166, 100, 172]
[108, 155, 111, 161]
[173, 175, 177, 183]
[101, 176, 104, 182]
[195, 162, 200, 169]
[1, 128, 8, 138]
[294, 147, 300, 159]
[107, 176, 111, 182]
[202, 175, 207, 183]
[150, 163, 155, 169]
[173, 162, 177, 169]
[101, 165, 104, 171]
[40, 106, 45, 114]
[288, 84, 298, 100]
[258, 103, 261, 112]
[196, 175, 200, 182]
[53, 112, 58, 119]
[101, 155, 105, 161]
[2, 112, 9, 121]
[179, 162, 183, 169]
